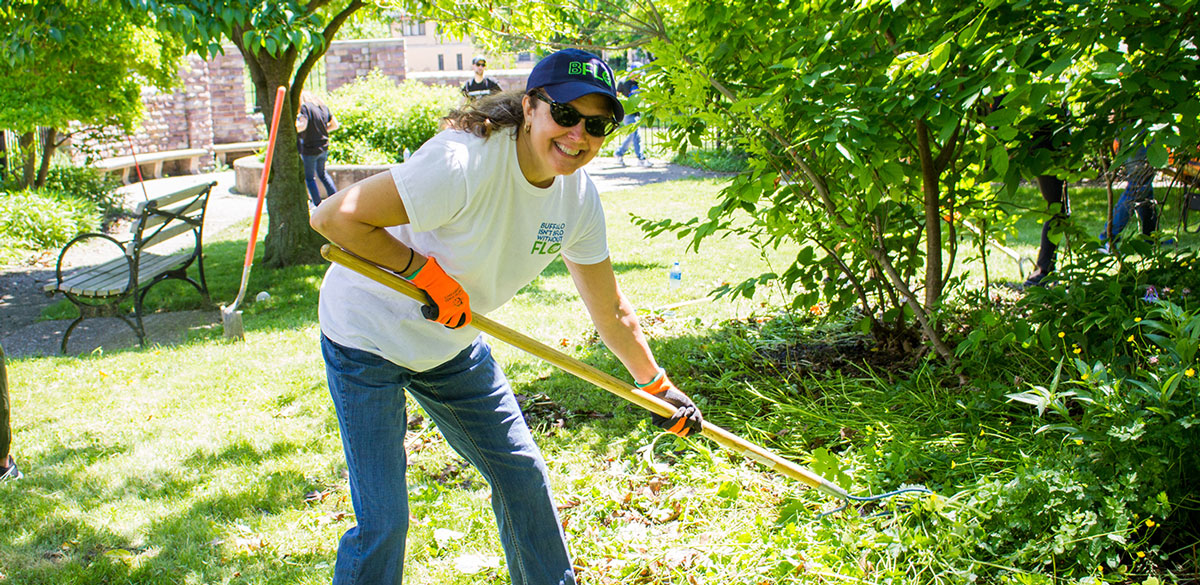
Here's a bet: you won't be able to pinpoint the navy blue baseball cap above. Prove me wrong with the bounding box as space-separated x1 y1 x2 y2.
526 49 624 121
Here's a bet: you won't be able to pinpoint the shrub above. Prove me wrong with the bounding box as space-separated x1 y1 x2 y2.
42 165 123 214
1000 300 1200 573
0 189 101 249
670 147 749 172
327 72 461 165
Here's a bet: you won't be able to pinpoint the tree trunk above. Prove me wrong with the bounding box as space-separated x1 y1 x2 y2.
243 54 326 268
916 120 942 311
18 131 35 189
35 127 57 188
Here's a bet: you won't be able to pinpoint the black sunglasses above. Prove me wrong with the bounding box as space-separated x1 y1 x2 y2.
532 92 620 138
474 61 486 67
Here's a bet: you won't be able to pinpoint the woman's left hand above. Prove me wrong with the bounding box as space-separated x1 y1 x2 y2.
640 370 703 437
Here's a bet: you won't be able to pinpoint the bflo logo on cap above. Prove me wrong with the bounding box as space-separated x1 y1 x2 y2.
568 61 613 88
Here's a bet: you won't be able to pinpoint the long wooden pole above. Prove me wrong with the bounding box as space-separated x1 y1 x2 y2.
321 244 850 500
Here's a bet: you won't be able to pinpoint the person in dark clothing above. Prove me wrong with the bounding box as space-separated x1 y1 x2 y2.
1100 137 1159 247
1023 121 1071 288
0 343 21 482
1026 173 1070 287
297 90 340 207
614 66 649 167
461 56 502 101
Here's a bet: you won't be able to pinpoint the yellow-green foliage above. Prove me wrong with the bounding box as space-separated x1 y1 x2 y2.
327 72 462 165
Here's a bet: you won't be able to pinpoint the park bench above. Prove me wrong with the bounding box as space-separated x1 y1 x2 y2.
211 141 266 166
43 181 217 354
1164 155 1200 233
94 148 208 184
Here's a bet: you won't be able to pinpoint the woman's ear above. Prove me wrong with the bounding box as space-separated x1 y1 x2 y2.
521 94 535 120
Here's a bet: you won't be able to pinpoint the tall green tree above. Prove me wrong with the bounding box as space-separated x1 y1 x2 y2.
0 0 182 189
126 0 373 267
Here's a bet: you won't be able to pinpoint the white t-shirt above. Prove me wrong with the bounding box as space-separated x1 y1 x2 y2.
318 128 610 371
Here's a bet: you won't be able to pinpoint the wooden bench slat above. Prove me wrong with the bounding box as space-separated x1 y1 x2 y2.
137 198 206 232
132 181 214 213
136 223 197 251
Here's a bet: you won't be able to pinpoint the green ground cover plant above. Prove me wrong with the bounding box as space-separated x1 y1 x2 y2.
3 177 1197 584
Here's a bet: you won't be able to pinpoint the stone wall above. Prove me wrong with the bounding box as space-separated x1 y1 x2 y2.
325 39 407 90
408 69 531 94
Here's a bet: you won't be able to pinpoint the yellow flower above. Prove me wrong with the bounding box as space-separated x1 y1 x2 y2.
1073 348 1082 354
1127 335 1135 343
1074 439 1083 445
951 460 958 468
1058 331 1066 338
1135 317 1143 323
1082 373 1090 380
1137 551 1146 558
1145 519 1156 527
1187 368 1196 378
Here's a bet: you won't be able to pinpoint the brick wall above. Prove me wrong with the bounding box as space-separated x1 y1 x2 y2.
325 39 407 91
77 39 409 170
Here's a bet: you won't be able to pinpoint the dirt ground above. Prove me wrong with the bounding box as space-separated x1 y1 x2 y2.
0 159 727 358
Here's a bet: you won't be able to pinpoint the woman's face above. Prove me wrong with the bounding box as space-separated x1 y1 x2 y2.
519 92 612 187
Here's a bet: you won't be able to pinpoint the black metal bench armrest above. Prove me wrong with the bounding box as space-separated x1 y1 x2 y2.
54 232 134 291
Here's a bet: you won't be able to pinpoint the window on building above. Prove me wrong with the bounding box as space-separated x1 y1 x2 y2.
437 54 444 71
243 66 261 114
402 20 426 36
456 53 463 70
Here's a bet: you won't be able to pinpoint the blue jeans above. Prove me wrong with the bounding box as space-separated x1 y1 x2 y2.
614 113 643 160
303 151 337 207
322 335 575 585
1100 147 1158 241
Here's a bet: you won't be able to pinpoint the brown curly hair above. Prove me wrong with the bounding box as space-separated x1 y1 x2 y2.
442 89 528 139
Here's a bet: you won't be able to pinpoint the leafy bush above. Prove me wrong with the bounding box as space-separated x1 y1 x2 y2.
42 165 123 214
327 72 461 165
0 189 101 249
999 300 1200 573
670 147 749 172
1019 243 1200 371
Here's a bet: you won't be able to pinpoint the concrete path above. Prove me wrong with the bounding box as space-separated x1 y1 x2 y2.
0 159 727 359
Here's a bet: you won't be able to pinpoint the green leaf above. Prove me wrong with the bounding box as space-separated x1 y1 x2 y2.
991 144 1009 178
929 42 951 74
1042 49 1077 79
1147 142 1168 168
716 481 741 499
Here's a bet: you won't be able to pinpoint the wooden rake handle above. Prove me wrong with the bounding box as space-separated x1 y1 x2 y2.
320 244 850 500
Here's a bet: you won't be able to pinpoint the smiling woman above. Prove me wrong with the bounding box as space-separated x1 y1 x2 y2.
306 48 701 585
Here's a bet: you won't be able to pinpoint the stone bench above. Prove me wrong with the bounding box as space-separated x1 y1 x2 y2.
211 141 267 166
94 148 208 184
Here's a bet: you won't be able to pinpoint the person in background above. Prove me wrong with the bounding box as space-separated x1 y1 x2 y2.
1100 135 1159 248
461 56 502 102
310 48 703 585
297 90 340 207
1 343 21 482
1022 119 1071 288
614 65 650 167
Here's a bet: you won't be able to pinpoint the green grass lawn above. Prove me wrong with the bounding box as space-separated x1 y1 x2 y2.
3 176 1194 584
2 178 815 585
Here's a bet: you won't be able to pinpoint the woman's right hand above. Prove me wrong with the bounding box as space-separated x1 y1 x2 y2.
408 257 471 329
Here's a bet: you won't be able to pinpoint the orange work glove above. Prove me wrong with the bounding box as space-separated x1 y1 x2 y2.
638 369 703 437
407 256 471 329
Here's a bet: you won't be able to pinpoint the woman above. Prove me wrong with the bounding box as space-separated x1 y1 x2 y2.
297 90 340 207
310 49 703 585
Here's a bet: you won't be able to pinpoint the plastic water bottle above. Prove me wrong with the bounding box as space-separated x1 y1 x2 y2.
668 261 682 291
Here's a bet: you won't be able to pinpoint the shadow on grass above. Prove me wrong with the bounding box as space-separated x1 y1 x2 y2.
0 435 332 585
